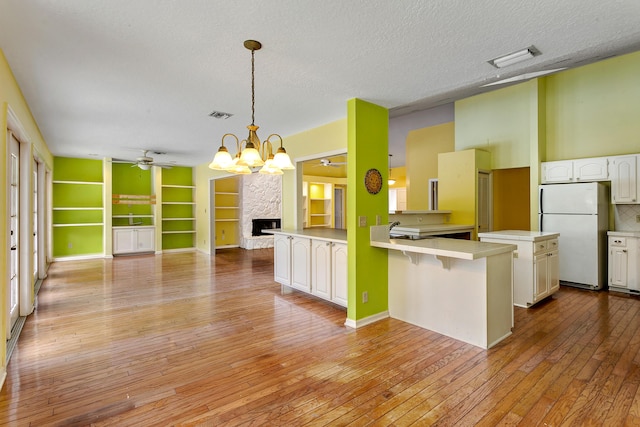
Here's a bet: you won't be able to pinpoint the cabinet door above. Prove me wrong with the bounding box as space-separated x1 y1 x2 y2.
136 228 155 252
274 234 291 285
542 161 573 183
331 242 348 307
547 250 560 294
574 157 608 181
629 239 639 291
113 229 135 254
611 156 638 204
311 240 332 300
609 247 629 288
291 237 311 292
533 253 549 301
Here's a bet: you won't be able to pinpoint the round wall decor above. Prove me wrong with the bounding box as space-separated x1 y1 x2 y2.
364 168 383 194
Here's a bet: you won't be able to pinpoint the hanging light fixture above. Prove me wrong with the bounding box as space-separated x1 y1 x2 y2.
209 40 294 175
388 154 396 186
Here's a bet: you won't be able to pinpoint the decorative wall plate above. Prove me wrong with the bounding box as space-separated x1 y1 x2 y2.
364 168 383 194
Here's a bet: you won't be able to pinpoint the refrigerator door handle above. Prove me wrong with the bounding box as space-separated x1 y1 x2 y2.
539 187 543 213
540 214 543 232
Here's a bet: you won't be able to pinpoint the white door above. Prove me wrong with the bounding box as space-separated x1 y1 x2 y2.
33 159 39 282
8 132 20 336
477 171 491 234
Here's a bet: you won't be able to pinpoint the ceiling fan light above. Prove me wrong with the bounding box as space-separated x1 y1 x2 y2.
209 146 234 170
388 178 396 185
138 163 151 170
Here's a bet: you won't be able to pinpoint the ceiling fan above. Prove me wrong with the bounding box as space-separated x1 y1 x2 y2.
112 150 175 170
313 158 347 168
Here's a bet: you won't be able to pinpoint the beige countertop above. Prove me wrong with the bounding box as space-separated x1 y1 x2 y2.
608 230 640 237
265 228 347 243
478 230 560 242
370 225 515 260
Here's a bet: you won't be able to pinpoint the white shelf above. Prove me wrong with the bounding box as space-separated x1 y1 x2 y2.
215 192 239 195
310 213 331 217
53 223 103 227
215 219 239 222
215 207 239 210
113 215 154 218
162 217 195 221
162 202 195 205
162 184 195 188
53 207 104 210
162 230 196 234
53 180 103 185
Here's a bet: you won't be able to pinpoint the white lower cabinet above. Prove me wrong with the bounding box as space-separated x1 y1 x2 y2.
113 227 155 255
608 234 639 292
274 233 347 307
331 242 348 307
479 231 560 308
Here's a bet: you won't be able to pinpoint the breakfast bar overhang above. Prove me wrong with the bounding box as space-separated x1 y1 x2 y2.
370 225 516 349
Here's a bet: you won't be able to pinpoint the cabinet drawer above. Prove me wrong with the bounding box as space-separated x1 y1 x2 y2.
546 239 559 251
534 241 548 253
610 237 627 247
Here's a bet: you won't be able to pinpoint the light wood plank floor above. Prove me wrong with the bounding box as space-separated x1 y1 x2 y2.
2 249 640 426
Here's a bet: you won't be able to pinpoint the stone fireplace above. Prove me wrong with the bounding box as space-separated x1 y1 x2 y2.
240 173 282 249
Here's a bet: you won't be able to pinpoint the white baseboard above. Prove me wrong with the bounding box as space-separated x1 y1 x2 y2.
52 253 105 262
344 310 389 329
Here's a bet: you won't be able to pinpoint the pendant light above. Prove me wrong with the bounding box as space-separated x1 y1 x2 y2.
209 40 294 175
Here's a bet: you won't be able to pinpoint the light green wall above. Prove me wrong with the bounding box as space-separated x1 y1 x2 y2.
546 50 640 160
455 81 533 169
347 99 389 322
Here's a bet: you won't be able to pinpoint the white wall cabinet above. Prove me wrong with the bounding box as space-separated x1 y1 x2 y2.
541 157 609 184
610 155 638 204
608 234 639 292
541 160 573 183
479 231 559 308
113 226 155 255
274 232 347 307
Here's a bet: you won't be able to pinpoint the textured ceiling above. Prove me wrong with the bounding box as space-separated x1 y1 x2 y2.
1 0 640 168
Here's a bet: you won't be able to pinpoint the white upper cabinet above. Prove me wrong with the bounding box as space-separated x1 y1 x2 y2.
574 157 609 181
542 157 609 184
610 155 638 204
542 160 573 183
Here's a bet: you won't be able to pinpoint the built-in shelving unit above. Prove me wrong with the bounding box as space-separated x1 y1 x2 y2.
52 157 105 258
213 176 240 249
161 166 195 251
306 182 334 228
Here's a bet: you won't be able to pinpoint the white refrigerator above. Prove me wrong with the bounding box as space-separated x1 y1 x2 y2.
538 182 609 290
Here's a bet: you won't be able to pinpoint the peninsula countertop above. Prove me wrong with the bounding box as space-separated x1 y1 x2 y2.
264 228 347 243
370 225 515 260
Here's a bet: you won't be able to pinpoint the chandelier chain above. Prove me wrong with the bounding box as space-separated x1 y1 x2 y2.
251 48 256 126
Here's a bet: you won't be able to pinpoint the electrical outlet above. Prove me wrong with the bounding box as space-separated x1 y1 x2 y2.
68 242 72 249
362 291 368 303
359 216 367 227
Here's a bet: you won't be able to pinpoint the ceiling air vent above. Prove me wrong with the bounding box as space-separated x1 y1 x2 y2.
209 111 233 119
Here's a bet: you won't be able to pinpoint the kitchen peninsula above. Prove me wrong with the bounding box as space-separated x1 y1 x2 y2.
370 225 516 349
268 228 348 307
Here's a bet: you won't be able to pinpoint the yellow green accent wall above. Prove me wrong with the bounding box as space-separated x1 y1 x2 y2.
347 99 389 322
405 122 454 210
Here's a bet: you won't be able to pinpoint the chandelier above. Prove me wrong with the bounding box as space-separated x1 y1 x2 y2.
209 40 294 175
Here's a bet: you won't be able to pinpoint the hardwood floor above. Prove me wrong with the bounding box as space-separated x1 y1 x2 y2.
2 249 640 426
